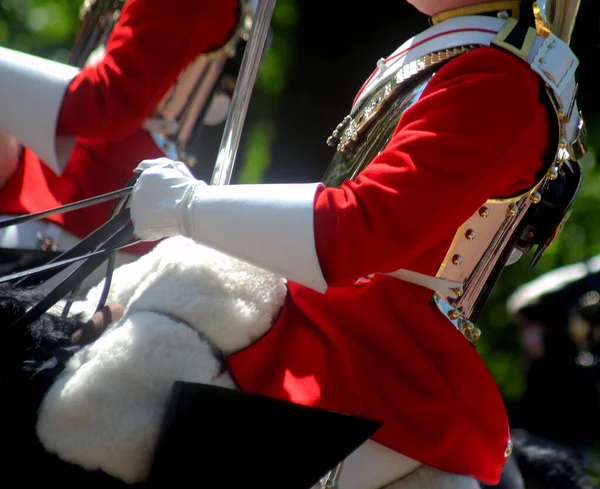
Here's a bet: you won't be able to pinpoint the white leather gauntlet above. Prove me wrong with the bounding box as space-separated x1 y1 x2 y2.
130 158 328 293
130 158 205 241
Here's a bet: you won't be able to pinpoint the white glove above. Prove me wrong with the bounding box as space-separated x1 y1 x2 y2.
131 158 328 292
130 158 205 241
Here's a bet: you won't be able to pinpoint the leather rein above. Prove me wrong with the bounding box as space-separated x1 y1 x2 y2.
0 176 139 334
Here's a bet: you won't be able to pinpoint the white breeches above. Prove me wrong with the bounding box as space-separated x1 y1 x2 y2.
331 440 423 489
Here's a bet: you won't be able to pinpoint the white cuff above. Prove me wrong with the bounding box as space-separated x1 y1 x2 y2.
0 46 80 175
184 182 328 293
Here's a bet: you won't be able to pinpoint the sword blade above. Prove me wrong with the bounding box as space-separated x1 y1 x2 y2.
210 0 276 186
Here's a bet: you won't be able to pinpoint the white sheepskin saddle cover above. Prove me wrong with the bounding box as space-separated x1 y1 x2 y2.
37 236 287 483
37 236 481 489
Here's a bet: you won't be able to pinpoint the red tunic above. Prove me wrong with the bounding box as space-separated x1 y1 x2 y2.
0 0 238 254
228 46 551 484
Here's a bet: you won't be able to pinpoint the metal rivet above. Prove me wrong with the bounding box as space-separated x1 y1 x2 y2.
471 327 482 341
558 109 569 123
547 167 559 180
505 440 513 457
462 321 474 333
559 138 568 148
451 286 463 298
507 204 518 216
479 206 489 218
452 254 463 265
530 192 542 204
448 309 461 319
465 229 476 240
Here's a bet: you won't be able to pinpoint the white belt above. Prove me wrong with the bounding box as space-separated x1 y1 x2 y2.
0 214 82 251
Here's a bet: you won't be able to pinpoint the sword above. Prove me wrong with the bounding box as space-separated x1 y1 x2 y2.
210 0 276 186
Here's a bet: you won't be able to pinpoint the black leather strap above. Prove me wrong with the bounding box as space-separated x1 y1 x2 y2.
4 209 135 334
15 207 132 287
0 187 133 230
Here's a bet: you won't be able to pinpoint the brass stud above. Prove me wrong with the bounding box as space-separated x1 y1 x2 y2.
547 166 559 180
448 309 461 320
465 229 476 240
462 321 475 333
471 327 482 341
505 440 513 458
558 109 569 123
559 138 568 148
452 254 463 266
507 204 518 216
450 286 463 298
478 206 489 218
530 192 542 204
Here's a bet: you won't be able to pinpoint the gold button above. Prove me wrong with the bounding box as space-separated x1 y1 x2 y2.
547 167 559 180
507 204 518 216
448 309 461 320
450 286 463 298
530 192 542 204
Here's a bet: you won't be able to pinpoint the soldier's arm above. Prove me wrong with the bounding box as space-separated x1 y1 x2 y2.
57 0 239 140
314 46 550 286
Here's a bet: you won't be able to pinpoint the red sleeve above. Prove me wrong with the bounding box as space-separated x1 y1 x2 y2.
314 46 551 286
56 0 239 140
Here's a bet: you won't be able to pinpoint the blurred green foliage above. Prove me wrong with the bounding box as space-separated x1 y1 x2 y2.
0 0 80 60
2 0 600 423
238 0 298 184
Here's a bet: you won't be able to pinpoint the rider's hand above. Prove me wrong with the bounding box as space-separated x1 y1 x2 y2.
130 158 206 241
